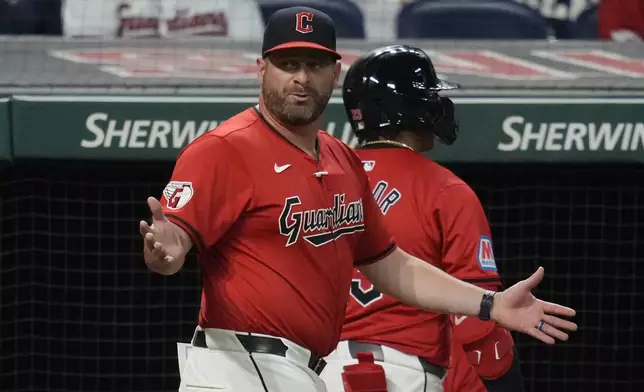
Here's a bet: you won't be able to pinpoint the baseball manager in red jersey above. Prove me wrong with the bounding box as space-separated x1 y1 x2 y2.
139 7 577 392
319 45 526 392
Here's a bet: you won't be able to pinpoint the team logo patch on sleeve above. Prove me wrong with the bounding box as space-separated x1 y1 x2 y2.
362 161 375 172
163 181 194 210
477 236 497 271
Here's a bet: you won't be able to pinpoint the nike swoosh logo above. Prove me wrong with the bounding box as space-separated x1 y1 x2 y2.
274 163 291 173
454 315 467 325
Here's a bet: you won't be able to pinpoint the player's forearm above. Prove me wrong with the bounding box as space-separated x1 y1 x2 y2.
360 247 487 317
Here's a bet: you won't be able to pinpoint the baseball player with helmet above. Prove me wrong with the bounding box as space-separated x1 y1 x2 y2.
318 45 527 392
139 7 576 392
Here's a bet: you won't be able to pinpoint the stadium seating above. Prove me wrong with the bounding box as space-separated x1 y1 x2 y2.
0 0 61 35
397 0 553 39
0 0 37 34
256 0 365 38
571 4 599 39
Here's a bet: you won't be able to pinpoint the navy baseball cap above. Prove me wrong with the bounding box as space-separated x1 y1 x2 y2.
262 6 341 60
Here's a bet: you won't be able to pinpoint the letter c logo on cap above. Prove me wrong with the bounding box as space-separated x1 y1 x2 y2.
295 12 313 34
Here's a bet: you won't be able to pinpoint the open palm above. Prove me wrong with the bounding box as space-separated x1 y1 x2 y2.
493 267 577 344
139 197 186 270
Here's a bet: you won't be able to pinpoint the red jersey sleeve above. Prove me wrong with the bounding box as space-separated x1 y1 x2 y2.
598 0 644 39
160 135 253 253
434 183 501 288
433 183 503 344
353 175 396 267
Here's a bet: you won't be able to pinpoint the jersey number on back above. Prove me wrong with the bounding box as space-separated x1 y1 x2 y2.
372 180 401 215
348 181 402 307
350 277 383 307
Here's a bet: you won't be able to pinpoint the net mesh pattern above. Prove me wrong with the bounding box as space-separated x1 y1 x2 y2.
453 163 644 392
0 163 642 392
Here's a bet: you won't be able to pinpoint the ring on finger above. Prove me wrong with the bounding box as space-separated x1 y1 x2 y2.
537 320 546 331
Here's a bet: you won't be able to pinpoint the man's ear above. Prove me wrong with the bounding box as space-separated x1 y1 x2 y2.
333 61 342 87
257 57 266 85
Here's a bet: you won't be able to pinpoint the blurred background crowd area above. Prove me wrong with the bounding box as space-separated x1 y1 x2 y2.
0 0 642 43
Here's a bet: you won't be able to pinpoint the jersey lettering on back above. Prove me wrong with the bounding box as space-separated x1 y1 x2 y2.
350 277 384 307
372 180 402 215
348 180 402 307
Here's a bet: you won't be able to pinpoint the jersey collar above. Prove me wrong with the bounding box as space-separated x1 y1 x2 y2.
253 106 320 161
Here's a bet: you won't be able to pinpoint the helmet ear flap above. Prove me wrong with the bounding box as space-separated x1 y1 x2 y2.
439 97 455 119
431 97 459 145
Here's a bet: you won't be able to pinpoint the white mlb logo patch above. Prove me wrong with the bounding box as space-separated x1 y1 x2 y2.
163 181 194 210
477 236 497 271
362 160 376 172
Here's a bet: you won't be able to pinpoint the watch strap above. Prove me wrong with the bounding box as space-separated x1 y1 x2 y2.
479 290 497 321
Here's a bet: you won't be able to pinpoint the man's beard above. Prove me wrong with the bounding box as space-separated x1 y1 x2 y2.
262 82 333 127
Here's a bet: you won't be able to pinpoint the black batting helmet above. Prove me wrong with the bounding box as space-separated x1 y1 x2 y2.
343 45 460 145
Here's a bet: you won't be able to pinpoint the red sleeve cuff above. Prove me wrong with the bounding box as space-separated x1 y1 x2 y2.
166 214 206 253
355 242 397 266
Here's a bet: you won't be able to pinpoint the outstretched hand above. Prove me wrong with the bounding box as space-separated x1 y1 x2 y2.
139 197 186 273
492 267 577 344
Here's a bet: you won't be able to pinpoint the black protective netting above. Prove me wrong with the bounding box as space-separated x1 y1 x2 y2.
0 162 642 392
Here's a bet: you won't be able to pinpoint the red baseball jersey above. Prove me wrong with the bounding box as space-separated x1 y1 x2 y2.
340 145 502 368
160 107 396 356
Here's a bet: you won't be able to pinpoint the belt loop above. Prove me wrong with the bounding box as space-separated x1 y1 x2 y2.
192 330 208 348
191 327 202 346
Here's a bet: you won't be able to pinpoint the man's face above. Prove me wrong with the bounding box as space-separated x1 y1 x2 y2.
258 48 341 127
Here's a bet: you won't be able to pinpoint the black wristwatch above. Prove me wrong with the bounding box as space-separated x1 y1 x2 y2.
478 290 497 321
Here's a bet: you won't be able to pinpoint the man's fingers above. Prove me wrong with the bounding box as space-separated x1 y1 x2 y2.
523 266 545 291
540 323 569 342
529 316 574 344
147 197 167 222
152 241 167 260
542 314 578 332
543 301 576 318
526 326 555 345
144 232 157 251
144 232 155 242
140 220 152 237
